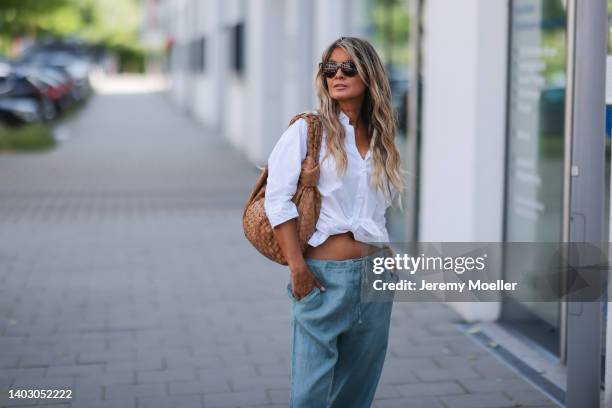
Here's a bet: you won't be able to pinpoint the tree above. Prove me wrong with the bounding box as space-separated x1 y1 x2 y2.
0 0 73 37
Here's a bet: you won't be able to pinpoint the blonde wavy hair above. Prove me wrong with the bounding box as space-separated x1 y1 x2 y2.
315 36 404 209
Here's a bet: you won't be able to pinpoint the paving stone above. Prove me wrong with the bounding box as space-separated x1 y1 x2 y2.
471 360 524 379
374 396 446 408
373 384 402 400
503 389 559 406
203 389 270 407
75 371 135 387
254 363 290 377
10 376 75 390
46 364 105 378
32 405 71 408
444 340 493 357
394 381 465 397
77 350 136 365
0 378 13 391
266 388 289 405
521 405 558 408
390 344 453 358
229 375 288 392
0 401 39 407
440 392 516 408
377 363 419 385
458 377 537 393
0 368 46 383
250 405 287 408
138 394 203 408
108 358 165 372
198 365 258 382
0 355 20 369
168 378 231 395
104 383 167 400
136 368 197 384
385 357 437 371
70 381 103 401
19 351 77 368
431 354 486 369
75 397 137 408
413 366 483 382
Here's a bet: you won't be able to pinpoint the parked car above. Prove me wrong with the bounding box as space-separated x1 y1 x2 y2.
23 50 92 102
0 38 94 127
0 63 57 125
15 64 77 113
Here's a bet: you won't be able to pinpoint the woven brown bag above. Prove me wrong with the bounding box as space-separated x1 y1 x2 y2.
242 111 323 265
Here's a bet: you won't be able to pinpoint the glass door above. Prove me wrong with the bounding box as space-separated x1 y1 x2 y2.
501 0 568 357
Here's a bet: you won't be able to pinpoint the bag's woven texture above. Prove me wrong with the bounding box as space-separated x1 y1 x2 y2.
242 111 323 265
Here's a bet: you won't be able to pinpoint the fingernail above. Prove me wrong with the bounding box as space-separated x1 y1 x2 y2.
321 287 326 291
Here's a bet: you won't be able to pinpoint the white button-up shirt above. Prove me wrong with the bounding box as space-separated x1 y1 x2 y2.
264 110 397 247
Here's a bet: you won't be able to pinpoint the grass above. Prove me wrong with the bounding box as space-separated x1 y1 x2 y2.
0 92 92 152
0 123 56 152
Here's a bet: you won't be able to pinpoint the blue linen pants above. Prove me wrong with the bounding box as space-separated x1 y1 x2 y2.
286 249 395 408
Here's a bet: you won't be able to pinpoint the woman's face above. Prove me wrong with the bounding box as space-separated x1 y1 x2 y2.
325 47 366 102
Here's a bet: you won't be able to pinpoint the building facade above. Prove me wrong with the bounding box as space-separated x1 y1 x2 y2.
158 0 370 165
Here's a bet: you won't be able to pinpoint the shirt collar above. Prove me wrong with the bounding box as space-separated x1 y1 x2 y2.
338 110 350 126
337 110 371 161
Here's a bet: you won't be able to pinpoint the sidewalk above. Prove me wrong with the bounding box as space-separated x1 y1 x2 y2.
0 76 558 408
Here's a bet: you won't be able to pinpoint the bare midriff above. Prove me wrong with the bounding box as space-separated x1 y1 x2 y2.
304 231 381 261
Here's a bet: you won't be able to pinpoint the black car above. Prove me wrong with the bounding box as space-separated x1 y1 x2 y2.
0 63 57 125
22 46 92 103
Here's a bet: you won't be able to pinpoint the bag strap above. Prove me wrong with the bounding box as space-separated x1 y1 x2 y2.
243 111 323 219
288 110 323 164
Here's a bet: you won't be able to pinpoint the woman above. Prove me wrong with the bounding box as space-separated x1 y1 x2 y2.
264 37 404 407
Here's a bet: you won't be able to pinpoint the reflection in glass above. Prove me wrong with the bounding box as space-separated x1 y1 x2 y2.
367 0 410 137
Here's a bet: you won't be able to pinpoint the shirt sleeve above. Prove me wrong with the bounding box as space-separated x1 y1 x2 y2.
264 118 308 228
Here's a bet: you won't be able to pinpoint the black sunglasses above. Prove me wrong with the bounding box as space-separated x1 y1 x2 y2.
319 60 358 78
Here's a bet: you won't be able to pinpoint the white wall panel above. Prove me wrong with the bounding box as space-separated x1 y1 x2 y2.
421 0 508 321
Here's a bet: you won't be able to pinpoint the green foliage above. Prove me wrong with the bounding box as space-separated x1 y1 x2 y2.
84 0 146 72
369 0 411 68
541 0 566 21
0 0 75 37
0 124 56 151
0 0 141 40
0 0 146 72
111 43 145 73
